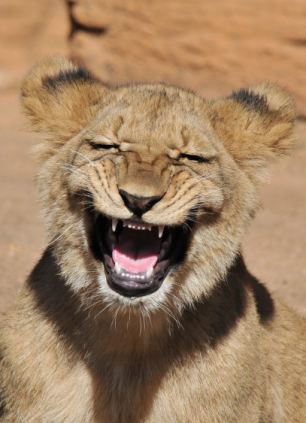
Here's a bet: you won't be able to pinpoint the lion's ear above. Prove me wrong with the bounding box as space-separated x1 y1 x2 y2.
209 83 296 179
21 57 108 141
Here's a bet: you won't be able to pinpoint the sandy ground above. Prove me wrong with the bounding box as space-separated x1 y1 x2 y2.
0 89 305 315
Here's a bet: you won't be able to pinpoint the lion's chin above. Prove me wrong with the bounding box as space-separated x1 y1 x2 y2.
89 213 192 298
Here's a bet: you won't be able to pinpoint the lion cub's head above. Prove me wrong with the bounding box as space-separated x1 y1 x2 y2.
21 57 296 317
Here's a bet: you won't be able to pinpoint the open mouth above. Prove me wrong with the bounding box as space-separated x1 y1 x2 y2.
90 215 192 298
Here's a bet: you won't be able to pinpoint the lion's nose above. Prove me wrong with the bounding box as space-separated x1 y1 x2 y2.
119 190 162 217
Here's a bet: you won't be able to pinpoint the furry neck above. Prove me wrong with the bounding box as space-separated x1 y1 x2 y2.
26 248 273 364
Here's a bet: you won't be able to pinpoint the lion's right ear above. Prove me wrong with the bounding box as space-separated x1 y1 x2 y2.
21 57 108 141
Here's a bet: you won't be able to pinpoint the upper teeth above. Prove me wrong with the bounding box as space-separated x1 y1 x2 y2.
122 221 153 231
112 219 118 232
111 219 165 237
158 225 164 238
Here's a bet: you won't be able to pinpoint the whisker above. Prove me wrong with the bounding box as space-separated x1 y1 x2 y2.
94 302 113 321
69 149 96 167
48 224 75 247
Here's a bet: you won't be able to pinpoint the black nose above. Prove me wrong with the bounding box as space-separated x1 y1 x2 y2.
119 190 162 217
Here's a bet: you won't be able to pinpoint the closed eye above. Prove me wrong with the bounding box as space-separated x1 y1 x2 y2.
179 153 210 163
89 142 119 150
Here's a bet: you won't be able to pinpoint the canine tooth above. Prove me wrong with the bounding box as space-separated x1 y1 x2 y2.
112 219 118 232
146 267 153 278
115 262 124 274
158 225 164 238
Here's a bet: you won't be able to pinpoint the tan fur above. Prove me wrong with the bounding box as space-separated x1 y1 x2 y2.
0 57 305 422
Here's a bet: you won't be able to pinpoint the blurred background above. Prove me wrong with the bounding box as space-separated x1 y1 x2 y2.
0 0 305 313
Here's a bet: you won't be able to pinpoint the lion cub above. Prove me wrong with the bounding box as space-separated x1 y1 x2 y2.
0 57 305 422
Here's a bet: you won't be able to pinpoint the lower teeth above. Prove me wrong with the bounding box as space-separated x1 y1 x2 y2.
146 267 153 278
115 262 122 274
122 272 145 280
113 262 153 280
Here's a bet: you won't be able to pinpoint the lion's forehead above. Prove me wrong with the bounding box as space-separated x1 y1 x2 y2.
89 90 216 153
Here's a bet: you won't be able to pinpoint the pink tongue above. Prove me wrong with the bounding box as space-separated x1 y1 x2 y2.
113 250 158 274
112 228 160 274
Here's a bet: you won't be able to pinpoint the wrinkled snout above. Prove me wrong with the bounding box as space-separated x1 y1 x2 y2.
116 152 171 204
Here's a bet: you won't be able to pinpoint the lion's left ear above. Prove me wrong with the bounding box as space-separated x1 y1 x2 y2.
209 83 296 179
21 57 108 143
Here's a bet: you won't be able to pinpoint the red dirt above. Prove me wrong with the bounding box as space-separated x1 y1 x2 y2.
0 0 305 314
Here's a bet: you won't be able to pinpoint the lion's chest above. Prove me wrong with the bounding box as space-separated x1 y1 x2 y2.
63 348 264 423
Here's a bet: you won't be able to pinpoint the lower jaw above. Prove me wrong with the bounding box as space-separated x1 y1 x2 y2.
103 256 171 298
107 276 162 297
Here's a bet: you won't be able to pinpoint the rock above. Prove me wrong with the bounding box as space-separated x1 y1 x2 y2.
0 0 68 90
68 0 306 116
